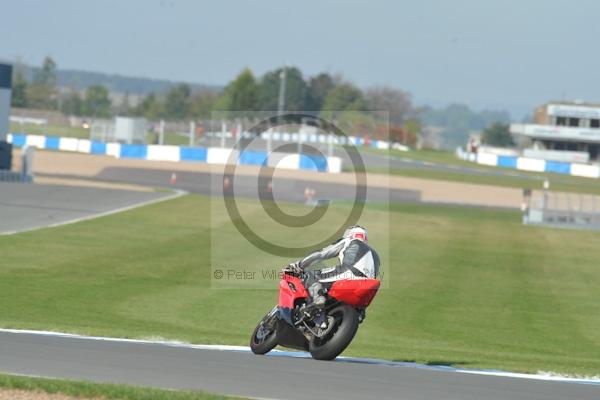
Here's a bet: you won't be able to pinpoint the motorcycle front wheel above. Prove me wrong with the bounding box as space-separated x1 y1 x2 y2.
250 307 278 355
309 304 359 360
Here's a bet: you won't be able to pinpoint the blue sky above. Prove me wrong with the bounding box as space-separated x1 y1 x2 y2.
2 0 600 117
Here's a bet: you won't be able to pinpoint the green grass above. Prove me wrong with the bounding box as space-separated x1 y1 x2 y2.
9 122 192 146
10 123 90 139
361 147 600 195
374 167 600 195
362 147 476 167
145 132 192 146
1 195 599 376
0 373 244 399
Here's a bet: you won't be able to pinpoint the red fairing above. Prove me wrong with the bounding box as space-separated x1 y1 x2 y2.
278 274 309 308
328 279 380 308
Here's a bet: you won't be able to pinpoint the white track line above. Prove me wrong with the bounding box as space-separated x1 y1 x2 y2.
0 189 187 236
1 328 598 385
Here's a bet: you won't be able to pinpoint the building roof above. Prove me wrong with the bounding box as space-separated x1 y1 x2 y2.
541 100 600 109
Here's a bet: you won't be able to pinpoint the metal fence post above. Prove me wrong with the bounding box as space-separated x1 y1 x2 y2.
220 121 226 148
267 127 273 153
159 119 164 145
189 121 195 147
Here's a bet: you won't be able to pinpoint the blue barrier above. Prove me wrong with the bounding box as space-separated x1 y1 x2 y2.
119 144 147 159
239 150 268 166
6 133 341 173
44 136 60 150
179 146 207 162
10 134 26 147
545 161 571 174
497 155 518 168
90 141 107 154
460 150 600 179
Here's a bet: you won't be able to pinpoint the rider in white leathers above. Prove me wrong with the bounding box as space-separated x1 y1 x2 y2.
288 225 380 307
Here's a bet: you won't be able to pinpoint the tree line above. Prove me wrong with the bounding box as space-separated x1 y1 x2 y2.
11 57 514 147
11 57 420 144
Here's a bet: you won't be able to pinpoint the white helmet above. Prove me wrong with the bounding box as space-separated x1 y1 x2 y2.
343 225 368 242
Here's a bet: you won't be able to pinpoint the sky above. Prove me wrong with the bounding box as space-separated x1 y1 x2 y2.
2 0 600 117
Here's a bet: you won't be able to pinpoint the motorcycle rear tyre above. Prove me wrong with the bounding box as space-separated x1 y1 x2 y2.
309 305 359 360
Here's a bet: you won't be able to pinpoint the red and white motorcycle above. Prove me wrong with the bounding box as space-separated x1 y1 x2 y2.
250 266 380 360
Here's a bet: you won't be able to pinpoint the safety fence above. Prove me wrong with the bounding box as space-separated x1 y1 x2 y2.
7 133 343 173
523 190 600 230
457 149 600 179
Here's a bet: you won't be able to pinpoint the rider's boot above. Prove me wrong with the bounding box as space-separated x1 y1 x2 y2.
308 282 326 308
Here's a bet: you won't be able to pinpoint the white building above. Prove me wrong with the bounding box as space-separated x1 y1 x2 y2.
90 116 146 144
511 101 600 163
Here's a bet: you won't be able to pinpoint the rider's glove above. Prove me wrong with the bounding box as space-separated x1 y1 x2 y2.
286 262 303 275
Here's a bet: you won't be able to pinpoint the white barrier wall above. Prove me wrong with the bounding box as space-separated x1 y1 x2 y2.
77 139 92 153
147 145 181 162
460 150 600 179
326 157 343 173
26 135 45 148
275 154 300 170
571 163 600 178
207 148 235 164
476 152 498 166
59 137 79 152
8 133 345 173
516 157 545 172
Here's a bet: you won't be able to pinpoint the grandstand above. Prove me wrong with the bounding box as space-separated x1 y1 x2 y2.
511 101 600 163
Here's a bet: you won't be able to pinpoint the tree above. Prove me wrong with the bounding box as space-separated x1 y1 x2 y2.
136 93 163 120
364 86 413 126
320 83 373 136
11 63 28 108
418 103 512 148
117 92 132 115
257 66 307 111
321 83 366 113
82 85 111 118
27 56 58 109
190 91 218 119
482 122 514 147
60 90 83 116
216 68 258 115
305 73 335 111
164 84 191 120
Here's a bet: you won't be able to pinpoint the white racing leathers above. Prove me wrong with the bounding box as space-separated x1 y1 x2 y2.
298 238 380 287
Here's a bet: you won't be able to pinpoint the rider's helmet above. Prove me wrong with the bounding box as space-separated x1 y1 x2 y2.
343 225 368 242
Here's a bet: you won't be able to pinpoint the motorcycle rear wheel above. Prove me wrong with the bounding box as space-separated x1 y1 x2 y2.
250 308 278 355
309 304 359 360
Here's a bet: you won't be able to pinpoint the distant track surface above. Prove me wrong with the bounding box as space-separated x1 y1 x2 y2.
0 182 174 235
0 331 598 400
38 166 421 204
201 137 548 181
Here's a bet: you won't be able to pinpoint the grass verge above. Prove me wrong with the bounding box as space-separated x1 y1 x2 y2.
361 147 600 195
9 123 190 146
361 147 476 167
0 373 243 399
0 195 599 376
10 123 90 139
373 167 600 195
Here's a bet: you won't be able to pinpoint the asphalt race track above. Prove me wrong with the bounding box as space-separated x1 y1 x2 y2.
0 331 598 400
40 166 422 204
0 182 173 234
